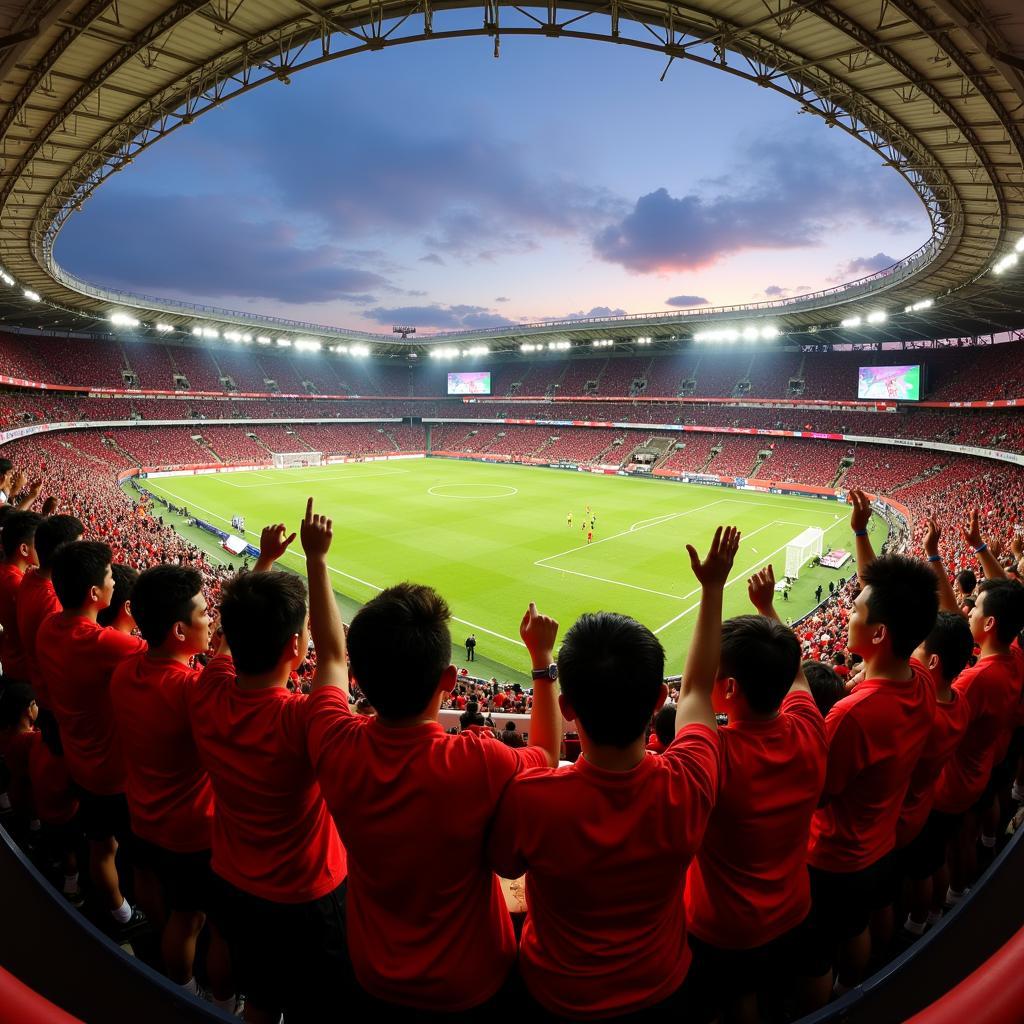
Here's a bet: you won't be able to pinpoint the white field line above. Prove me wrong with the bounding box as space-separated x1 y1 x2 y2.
142 480 524 648
652 516 849 636
535 498 728 567
538 519 778 601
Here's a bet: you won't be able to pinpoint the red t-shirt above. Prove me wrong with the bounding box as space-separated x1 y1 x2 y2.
0 563 27 681
187 655 345 903
0 727 35 813
27 732 79 825
111 654 215 853
36 614 146 795
16 572 60 704
896 688 971 846
306 685 547 1011
686 692 827 949
933 650 1024 814
488 725 719 1020
809 660 935 873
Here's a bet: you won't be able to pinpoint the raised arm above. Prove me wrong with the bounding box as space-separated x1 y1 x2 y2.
520 602 560 767
253 522 296 573
748 563 811 696
301 497 348 693
676 525 740 733
923 518 961 614
848 488 877 579
13 476 43 511
961 509 1006 580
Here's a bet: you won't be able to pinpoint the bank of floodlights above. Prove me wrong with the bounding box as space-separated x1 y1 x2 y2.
592 339 614 348
466 345 490 356
154 323 174 333
350 344 371 357
904 299 934 313
295 339 322 352
109 312 140 328
547 341 571 351
23 290 40 302
429 346 461 359
694 324 778 343
636 337 652 345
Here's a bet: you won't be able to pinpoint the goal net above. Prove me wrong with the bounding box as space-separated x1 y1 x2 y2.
784 527 824 580
272 451 323 469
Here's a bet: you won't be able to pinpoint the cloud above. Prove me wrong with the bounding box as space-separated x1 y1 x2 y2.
419 253 445 266
362 304 517 330
665 294 708 307
833 252 897 278
764 285 787 297
593 133 924 274
543 306 628 321
55 193 388 305
494 296 509 303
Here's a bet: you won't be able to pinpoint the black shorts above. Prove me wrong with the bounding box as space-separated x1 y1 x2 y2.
899 810 961 881
76 788 131 843
214 876 351 1019
133 838 216 913
688 913 824 997
809 858 888 948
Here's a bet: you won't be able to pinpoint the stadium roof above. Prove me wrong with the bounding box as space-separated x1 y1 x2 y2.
0 0 1021 353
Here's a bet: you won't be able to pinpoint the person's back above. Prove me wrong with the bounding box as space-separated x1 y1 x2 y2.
686 616 826 951
307 584 560 1011
0 511 43 681
490 527 739 1019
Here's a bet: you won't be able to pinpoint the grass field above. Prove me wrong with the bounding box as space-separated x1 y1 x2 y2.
139 458 883 681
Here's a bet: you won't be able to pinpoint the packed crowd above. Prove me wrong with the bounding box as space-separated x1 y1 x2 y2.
0 416 1022 1024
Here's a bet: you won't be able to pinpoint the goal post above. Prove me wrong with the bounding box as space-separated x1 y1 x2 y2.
784 527 824 580
271 451 323 469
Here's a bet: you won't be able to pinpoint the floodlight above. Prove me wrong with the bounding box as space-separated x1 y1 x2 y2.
0 272 14 286
866 310 887 324
256 336 272 345
192 326 203 336
201 328 219 339
224 331 242 342
23 290 40 302
295 339 322 352
155 323 173 333
840 316 862 328
760 325 780 340
742 327 759 342
110 312 140 328
1015 238 1024 253
351 344 370 357
276 338 292 347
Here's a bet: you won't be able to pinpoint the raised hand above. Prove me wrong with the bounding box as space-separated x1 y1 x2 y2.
747 564 776 614
520 602 558 667
258 522 297 564
961 509 984 550
686 525 741 590
1011 535 1023 561
299 496 333 562
923 517 942 558
10 469 26 496
848 488 872 533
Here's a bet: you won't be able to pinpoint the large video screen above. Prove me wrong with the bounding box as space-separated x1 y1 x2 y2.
857 364 921 401
447 371 492 396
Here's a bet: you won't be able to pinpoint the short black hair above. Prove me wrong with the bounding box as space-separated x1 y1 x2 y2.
719 615 801 715
220 570 307 675
976 579 1024 645
348 583 451 719
859 555 939 659
802 661 845 718
0 681 35 729
1 510 42 559
955 569 977 596
558 612 665 748
51 541 112 611
35 515 84 569
654 703 677 748
131 565 204 646
922 611 975 681
0 458 12 478
97 564 139 627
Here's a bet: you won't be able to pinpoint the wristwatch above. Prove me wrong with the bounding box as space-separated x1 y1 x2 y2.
532 664 558 682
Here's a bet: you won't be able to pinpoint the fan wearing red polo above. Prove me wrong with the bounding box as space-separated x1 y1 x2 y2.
487 527 739 1021
0 511 42 682
685 565 829 1022
187 506 348 1024
807 491 939 993
16 515 83 709
305 550 560 1010
36 540 147 929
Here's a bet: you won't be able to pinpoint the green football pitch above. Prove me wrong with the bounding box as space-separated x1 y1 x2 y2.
139 458 882 681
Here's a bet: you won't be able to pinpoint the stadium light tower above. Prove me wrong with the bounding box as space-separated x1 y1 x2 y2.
393 325 417 339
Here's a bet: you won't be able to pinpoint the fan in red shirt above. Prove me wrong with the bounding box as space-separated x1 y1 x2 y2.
807 490 939 992
0 511 42 682
685 566 829 1020
187 510 348 1023
36 540 147 930
894 609 973 937
16 515 83 708
488 526 739 1020
0 681 38 820
933 577 1024 893
110 564 236 1013
307 575 559 1013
